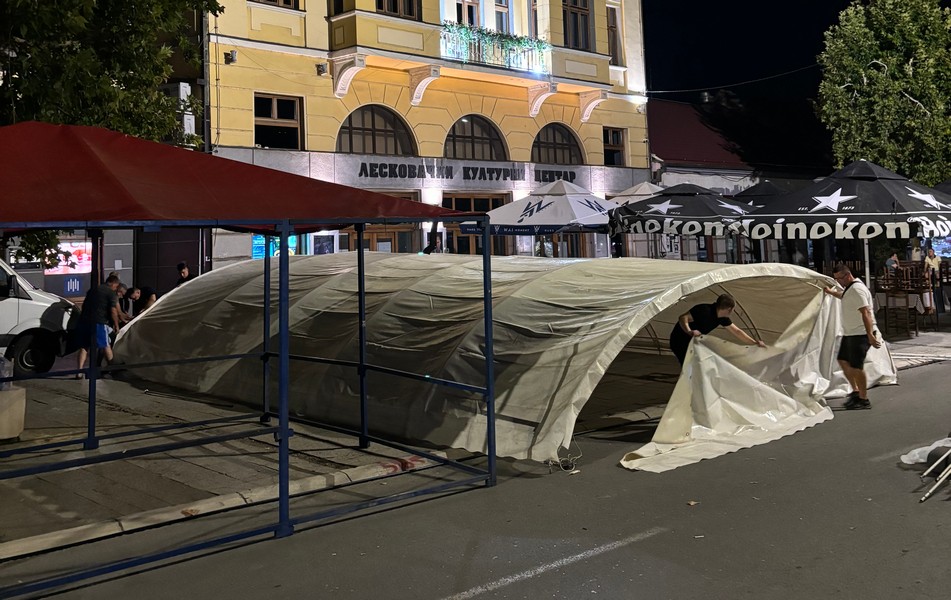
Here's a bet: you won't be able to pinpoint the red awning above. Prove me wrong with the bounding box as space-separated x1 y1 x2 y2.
0 122 463 232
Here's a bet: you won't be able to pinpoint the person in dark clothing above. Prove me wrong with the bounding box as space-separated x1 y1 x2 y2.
175 262 198 287
75 275 121 377
118 286 140 323
668 293 766 365
133 285 157 315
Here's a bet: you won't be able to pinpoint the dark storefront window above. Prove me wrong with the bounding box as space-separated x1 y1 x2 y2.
532 123 584 165
444 115 508 161
254 93 303 150
336 105 417 156
562 0 590 51
603 127 625 166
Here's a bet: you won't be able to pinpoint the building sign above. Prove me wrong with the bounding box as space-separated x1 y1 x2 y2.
64 276 82 296
325 154 641 193
216 148 649 195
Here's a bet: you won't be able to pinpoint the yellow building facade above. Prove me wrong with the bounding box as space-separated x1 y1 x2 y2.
201 0 650 261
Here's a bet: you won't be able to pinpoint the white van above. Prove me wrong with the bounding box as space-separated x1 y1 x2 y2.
0 260 76 376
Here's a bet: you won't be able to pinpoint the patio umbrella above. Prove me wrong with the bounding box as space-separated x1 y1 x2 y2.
608 183 753 237
612 181 665 205
729 180 787 207
729 160 951 283
461 180 620 235
734 161 951 242
935 179 951 195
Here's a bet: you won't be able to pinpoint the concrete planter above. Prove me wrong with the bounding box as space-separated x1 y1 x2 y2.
0 386 26 441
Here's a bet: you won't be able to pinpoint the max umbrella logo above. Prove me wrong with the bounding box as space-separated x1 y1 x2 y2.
517 199 554 223
578 199 607 213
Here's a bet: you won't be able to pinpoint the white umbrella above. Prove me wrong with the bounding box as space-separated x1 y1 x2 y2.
462 180 620 235
612 181 665 205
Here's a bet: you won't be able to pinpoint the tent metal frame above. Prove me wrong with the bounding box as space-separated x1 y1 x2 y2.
0 215 496 598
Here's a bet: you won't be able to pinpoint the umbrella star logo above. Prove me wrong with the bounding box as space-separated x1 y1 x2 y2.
716 200 749 215
906 187 950 210
517 200 553 223
644 199 683 215
809 188 857 213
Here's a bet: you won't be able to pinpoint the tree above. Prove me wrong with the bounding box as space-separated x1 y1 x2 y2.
817 0 951 186
0 0 222 267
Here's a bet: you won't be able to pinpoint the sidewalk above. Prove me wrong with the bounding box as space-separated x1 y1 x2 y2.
0 373 463 560
881 311 951 369
1 321 949 563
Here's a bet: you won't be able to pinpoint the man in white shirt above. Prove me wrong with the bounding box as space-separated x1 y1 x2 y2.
823 264 882 409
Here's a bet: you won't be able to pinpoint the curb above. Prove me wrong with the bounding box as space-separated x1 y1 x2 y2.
0 451 448 561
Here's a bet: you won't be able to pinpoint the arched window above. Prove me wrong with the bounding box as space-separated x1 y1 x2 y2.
444 115 508 161
336 105 417 156
531 123 583 165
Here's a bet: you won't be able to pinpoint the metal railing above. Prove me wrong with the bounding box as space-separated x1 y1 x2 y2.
440 26 550 75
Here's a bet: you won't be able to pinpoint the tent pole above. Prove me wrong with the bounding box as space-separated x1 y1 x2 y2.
864 239 871 286
357 223 369 450
261 245 271 423
83 228 104 450
275 221 293 539
481 217 497 487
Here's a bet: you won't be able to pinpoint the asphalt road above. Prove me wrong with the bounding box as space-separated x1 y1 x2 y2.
6 361 951 600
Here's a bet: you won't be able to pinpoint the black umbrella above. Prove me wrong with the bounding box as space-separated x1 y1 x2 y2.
729 180 787 207
935 179 951 195
734 160 951 242
608 183 753 237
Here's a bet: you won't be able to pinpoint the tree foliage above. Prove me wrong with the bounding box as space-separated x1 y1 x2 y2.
0 0 222 266
817 0 951 185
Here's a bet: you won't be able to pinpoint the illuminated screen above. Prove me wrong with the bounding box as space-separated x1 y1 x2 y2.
931 237 951 258
44 242 92 275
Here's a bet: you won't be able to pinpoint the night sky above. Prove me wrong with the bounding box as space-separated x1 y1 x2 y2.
642 1 853 102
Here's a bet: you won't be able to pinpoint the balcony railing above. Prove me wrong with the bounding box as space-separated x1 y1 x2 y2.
440 21 551 75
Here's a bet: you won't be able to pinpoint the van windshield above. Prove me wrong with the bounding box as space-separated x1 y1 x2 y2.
0 262 37 291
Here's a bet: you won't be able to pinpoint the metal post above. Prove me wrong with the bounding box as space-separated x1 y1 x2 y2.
864 239 871 286
90 229 103 288
275 222 293 538
356 223 369 449
84 330 99 450
261 245 271 424
84 229 103 451
481 217 496 486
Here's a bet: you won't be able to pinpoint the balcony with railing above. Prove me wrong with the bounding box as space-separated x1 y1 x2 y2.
440 21 551 75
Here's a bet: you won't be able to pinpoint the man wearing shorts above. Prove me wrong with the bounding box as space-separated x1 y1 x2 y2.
76 275 121 377
824 264 882 409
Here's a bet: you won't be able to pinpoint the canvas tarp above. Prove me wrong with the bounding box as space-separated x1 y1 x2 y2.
114 255 896 465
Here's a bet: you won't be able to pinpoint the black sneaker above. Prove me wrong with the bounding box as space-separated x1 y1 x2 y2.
845 397 871 410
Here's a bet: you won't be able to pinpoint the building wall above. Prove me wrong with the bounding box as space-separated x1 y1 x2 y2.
203 0 651 263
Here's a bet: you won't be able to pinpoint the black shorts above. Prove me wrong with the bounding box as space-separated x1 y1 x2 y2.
837 334 870 369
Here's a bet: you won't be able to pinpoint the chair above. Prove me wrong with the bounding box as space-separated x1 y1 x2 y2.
913 286 940 332
884 290 918 337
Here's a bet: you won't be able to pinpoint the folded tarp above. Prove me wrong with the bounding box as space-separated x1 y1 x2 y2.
115 254 896 464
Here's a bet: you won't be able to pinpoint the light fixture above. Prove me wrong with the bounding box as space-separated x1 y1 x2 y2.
224 50 238 64
315 62 329 76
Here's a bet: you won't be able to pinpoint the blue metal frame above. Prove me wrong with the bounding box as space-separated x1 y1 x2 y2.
0 214 495 598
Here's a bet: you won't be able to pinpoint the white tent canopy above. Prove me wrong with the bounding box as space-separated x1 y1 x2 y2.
115 255 896 467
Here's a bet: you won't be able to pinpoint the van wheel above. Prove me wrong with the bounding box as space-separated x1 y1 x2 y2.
10 334 56 376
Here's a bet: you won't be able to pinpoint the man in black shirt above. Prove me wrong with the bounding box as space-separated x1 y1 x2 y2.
175 262 198 288
75 274 121 376
669 293 766 365
134 285 157 315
